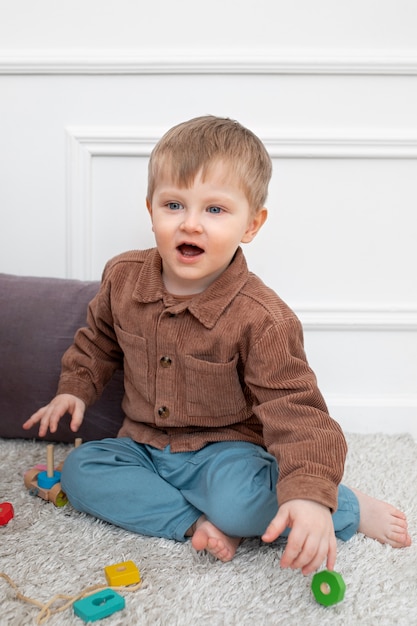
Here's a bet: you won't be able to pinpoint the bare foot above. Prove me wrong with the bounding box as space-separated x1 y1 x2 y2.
351 488 412 548
190 516 241 562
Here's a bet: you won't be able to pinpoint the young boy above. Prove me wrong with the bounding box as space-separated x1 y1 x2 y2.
24 115 411 574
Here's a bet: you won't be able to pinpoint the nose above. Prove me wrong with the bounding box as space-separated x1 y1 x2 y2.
180 209 203 233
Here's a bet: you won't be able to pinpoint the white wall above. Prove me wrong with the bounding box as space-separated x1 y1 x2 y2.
1 1 416 437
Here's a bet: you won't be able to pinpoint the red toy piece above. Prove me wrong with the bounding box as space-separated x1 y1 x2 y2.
0 502 14 525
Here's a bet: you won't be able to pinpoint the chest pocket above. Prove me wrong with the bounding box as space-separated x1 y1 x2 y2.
185 352 247 418
114 324 149 402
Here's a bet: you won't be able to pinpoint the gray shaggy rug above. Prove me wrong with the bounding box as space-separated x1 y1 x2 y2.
1 433 416 626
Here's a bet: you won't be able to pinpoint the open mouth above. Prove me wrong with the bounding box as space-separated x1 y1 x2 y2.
177 243 204 257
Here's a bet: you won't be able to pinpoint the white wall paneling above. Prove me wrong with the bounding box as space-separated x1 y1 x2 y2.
67 126 417 280
66 127 158 280
65 125 417 438
2 0 416 439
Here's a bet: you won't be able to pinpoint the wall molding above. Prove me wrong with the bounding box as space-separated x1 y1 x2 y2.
265 134 417 159
67 126 417 159
65 125 417 331
326 395 417 439
3 49 417 75
65 127 157 280
296 308 417 331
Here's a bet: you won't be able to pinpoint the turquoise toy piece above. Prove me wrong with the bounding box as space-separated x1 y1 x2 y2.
73 589 125 622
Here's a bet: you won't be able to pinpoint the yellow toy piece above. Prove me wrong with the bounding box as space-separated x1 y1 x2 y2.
104 561 141 587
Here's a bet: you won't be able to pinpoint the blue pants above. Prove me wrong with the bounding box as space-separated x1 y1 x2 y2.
61 438 359 543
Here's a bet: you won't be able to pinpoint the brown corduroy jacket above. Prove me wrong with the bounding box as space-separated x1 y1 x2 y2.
58 247 347 512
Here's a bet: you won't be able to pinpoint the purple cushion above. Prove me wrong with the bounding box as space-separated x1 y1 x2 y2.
0 273 124 442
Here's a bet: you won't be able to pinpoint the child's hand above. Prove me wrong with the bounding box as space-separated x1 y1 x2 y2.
262 499 337 575
23 394 86 438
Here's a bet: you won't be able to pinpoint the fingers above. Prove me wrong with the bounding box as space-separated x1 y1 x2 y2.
24 403 63 437
262 510 288 543
281 530 335 575
70 403 85 432
40 402 66 435
326 536 337 572
22 406 51 436
23 394 85 438
22 407 42 430
268 500 337 576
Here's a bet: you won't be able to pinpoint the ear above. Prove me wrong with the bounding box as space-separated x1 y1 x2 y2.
146 198 155 231
146 198 152 218
241 207 268 243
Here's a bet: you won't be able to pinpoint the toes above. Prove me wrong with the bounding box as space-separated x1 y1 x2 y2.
207 538 231 561
386 529 412 548
191 521 240 561
206 536 218 550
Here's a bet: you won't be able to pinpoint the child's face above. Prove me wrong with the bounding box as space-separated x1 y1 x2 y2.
147 161 267 295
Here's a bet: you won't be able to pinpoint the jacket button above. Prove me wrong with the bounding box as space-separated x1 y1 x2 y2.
160 356 172 368
158 406 170 419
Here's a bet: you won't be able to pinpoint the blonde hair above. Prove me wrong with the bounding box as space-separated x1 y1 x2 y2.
147 115 272 213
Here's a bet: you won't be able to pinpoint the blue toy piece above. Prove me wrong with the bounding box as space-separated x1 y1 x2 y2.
37 470 61 489
73 589 125 622
24 444 69 507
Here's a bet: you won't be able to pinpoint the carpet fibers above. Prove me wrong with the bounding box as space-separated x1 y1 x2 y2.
1 433 416 626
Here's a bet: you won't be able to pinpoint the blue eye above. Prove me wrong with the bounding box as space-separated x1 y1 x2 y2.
208 206 222 214
167 202 183 210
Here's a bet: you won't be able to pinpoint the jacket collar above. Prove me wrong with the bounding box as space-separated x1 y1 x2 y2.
133 247 249 329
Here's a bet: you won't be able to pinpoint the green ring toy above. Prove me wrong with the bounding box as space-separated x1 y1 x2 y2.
311 570 346 606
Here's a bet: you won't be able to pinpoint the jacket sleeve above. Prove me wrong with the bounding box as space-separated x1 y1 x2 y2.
244 317 347 513
57 269 123 406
